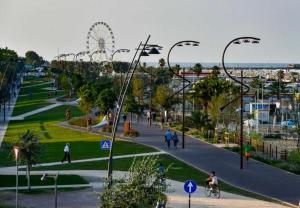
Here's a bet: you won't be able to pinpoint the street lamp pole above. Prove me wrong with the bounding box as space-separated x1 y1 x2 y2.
111 49 130 93
108 36 151 185
138 45 162 126
167 40 200 149
220 37 260 169
41 173 59 208
13 146 20 208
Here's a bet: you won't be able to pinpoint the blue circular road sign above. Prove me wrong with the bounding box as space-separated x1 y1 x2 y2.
184 180 197 194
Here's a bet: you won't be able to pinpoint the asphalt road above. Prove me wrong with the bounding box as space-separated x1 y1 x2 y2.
127 121 300 206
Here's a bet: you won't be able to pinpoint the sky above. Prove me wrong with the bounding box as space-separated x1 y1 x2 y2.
1 0 300 64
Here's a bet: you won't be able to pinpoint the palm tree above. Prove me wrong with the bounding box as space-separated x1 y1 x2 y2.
15 130 42 191
291 72 298 83
211 65 220 77
277 70 285 80
158 58 165 68
193 63 202 77
172 64 181 75
208 93 227 127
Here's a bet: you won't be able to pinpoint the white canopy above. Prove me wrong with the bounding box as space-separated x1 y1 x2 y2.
92 115 108 128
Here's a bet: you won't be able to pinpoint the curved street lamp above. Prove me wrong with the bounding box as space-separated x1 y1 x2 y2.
139 44 162 126
221 36 260 169
107 35 151 186
167 40 199 149
112 49 130 87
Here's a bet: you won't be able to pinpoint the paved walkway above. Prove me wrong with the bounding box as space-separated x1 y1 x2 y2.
0 151 166 175
0 83 21 147
57 119 300 206
21 81 54 89
126 120 300 206
10 103 62 120
0 170 289 208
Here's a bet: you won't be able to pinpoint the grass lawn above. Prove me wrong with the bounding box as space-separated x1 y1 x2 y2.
0 174 88 187
21 77 50 87
31 154 276 202
1 105 156 167
12 77 63 116
12 91 65 116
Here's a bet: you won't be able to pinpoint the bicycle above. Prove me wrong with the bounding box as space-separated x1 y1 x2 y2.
204 184 221 198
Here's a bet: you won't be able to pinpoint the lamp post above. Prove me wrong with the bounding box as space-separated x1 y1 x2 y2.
13 146 20 208
167 40 199 149
108 35 160 186
41 172 59 208
139 44 162 126
112 49 130 90
220 37 260 169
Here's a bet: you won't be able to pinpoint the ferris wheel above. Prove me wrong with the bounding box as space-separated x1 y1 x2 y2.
86 22 115 62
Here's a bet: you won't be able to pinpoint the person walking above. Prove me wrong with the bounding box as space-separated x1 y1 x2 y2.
146 111 151 125
172 131 179 149
164 129 172 148
160 112 165 130
245 142 252 162
122 113 127 123
61 143 71 163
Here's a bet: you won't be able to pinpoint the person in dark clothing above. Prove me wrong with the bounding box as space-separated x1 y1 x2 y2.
122 113 127 122
164 129 172 148
172 131 179 149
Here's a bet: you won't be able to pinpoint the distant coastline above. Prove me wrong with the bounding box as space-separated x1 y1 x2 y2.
145 62 298 69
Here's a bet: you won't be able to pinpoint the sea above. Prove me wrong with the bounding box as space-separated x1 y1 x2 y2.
145 62 293 69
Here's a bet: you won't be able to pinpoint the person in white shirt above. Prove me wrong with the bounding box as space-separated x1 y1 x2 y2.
61 143 71 163
208 171 218 189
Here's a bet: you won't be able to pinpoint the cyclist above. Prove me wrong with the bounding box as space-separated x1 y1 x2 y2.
206 171 218 190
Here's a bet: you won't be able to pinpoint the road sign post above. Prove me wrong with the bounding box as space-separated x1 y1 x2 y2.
100 140 111 150
184 180 197 208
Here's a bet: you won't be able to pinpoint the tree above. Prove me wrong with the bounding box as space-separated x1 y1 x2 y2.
153 68 172 85
190 110 212 138
291 72 298 83
190 75 233 113
14 130 42 191
158 58 165 68
207 93 227 126
100 156 168 208
25 51 43 66
268 80 287 99
124 94 141 124
78 84 96 129
277 70 285 80
193 63 202 76
132 77 144 105
211 65 220 77
153 85 178 111
96 88 117 114
60 74 72 99
172 64 181 75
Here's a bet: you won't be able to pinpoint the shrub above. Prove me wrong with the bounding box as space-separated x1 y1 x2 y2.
288 149 300 164
100 156 168 208
68 117 100 127
102 125 112 133
124 128 139 137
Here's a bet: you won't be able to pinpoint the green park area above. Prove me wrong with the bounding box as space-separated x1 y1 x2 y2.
0 76 272 202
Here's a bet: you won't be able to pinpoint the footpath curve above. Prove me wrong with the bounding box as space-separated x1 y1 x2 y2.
126 120 300 206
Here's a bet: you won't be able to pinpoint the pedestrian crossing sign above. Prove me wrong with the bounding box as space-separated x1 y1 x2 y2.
100 140 111 150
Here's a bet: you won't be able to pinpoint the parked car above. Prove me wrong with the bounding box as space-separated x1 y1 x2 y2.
281 119 296 128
